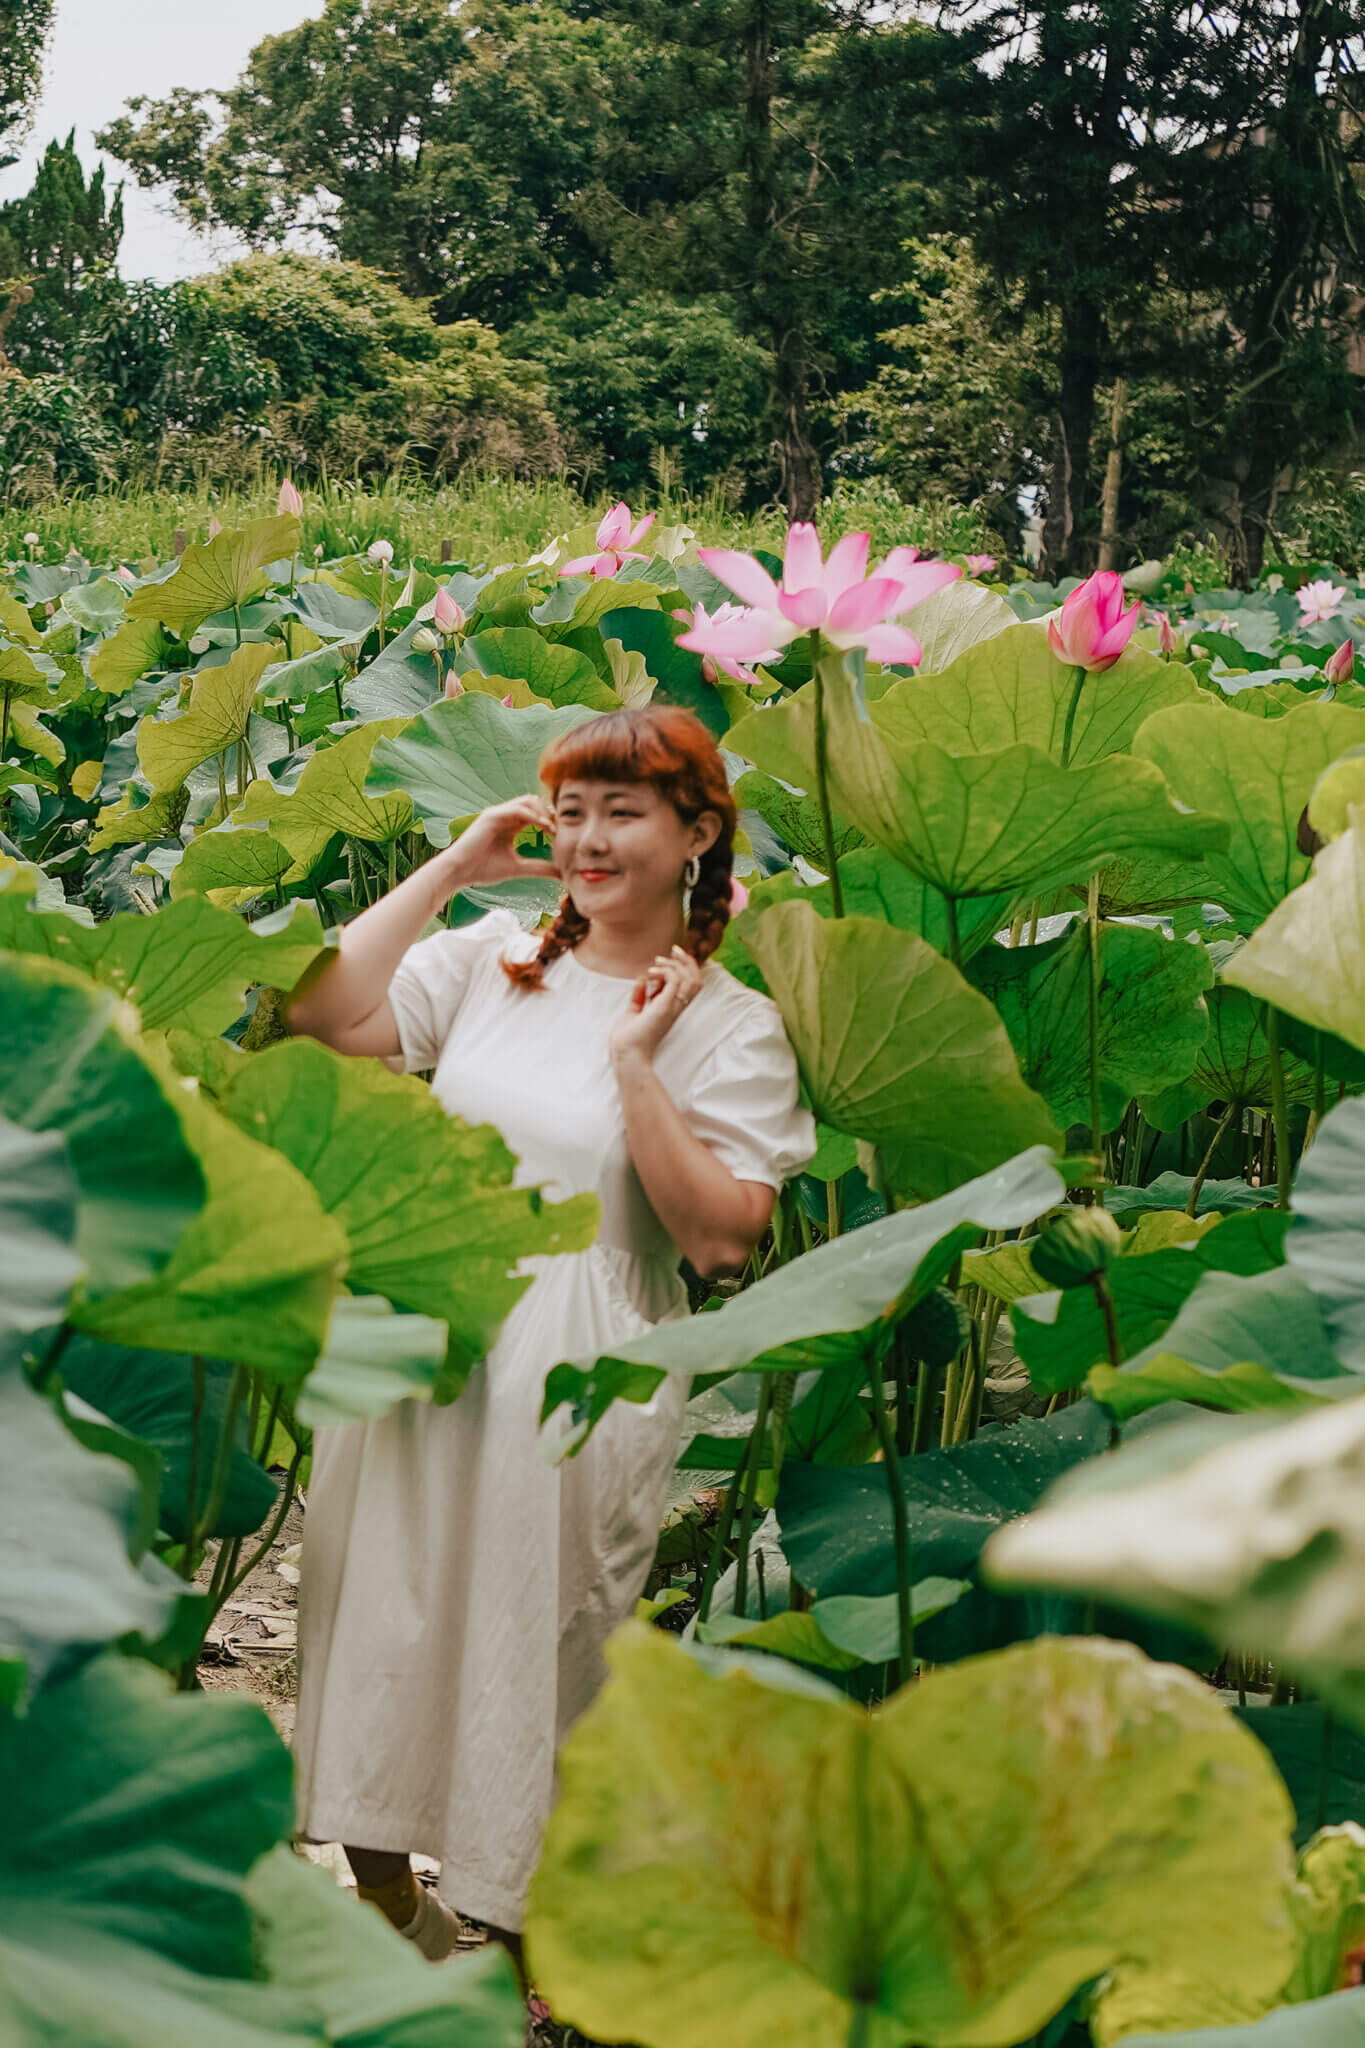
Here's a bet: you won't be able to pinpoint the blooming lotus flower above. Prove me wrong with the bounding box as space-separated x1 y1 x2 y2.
560 502 656 579
679 523 960 670
1298 579 1346 626
965 554 997 576
277 478 302 517
1047 570 1141 672
685 601 782 688
368 539 394 566
433 587 466 635
1324 637 1356 684
207 516 223 539
729 877 750 913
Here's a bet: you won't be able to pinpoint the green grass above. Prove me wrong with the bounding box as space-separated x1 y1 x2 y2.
1 470 997 570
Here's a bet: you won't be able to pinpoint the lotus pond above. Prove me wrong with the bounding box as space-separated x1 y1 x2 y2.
10 507 1365 2048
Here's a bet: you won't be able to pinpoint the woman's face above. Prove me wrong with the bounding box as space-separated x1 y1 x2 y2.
552 778 719 923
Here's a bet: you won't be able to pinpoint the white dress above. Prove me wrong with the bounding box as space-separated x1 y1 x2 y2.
292 908 815 1929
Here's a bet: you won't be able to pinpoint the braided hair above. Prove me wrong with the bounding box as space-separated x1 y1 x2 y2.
503 705 737 992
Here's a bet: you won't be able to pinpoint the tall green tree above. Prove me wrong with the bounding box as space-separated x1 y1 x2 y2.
0 131 123 374
0 0 55 169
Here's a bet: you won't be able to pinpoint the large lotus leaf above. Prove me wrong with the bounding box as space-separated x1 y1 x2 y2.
1287 1098 1365 1374
57 1334 276 1543
743 902 1059 1197
1133 700 1365 925
246 1844 527 2047
255 642 352 709
1242 1704 1365 1852
0 591 40 645
1107 1172 1275 1220
137 644 273 795
732 770 866 867
1011 1209 1291 1393
969 920 1213 1129
1122 1266 1343 1388
0 868 324 1035
964 1212 1218 1304
88 784 187 853
1166 977 1318 1114
231 716 413 879
286 577 379 641
125 512 300 634
454 627 618 710
60 576 129 636
595 607 727 734
542 1147 1065 1440
0 953 204 1296
10 697 63 763
88 617 173 695
0 1370 175 1713
1222 822 1365 1050
875 621 1200 764
0 633 62 702
729 667 1226 900
343 610 448 721
986 1396 1365 1729
0 1118 84 1374
526 1626 1296 2048
211 1039 597 1397
366 690 595 848
0 1650 309 2045
720 850 1017 988
1087 1352 1342 1423
167 824 296 904
903 577 1018 676
297 1294 449 1427
1086 847 1217 918
75 1089 347 1390
533 573 667 639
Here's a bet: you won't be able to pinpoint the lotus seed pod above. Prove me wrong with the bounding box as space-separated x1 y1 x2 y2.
1031 1207 1124 1290
411 627 439 655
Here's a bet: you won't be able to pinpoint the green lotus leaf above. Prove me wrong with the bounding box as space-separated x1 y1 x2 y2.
366 690 595 848
256 641 352 706
1011 1209 1291 1393
0 1117 84 1376
1162 973 1318 1117
137 644 273 795
0 632 61 702
88 616 173 695
88 784 187 853
0 758 57 795
1125 1989 1365 2045
1121 1267 1343 1394
455 626 618 709
1287 1098 1365 1374
211 1037 598 1398
1106 1172 1276 1220
904 577 1018 677
60 575 129 636
596 607 727 733
729 661 1227 900
232 716 413 880
1087 1351 1341 1422
286 577 379 641
75 1088 346 1389
733 770 866 867
0 1650 306 2044
0 953 205 1297
1241 1704 1365 1854
542 1147 1065 1440
1134 699 1365 925
0 1371 180 1712
986 1394 1365 1729
743 901 1059 1199
875 620 1200 763
125 512 300 634
694 1608 866 1670
10 698 63 764
297 1294 448 1426
344 609 456 721
970 920 1213 1129
533 574 666 638
1222 822 1365 1051
169 822 296 903
526 1625 1296 2048
806 1580 970 1662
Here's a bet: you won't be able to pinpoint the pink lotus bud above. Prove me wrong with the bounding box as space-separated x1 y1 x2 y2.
207 516 223 539
728 877 750 913
1325 637 1356 685
501 692 514 708
671 607 691 624
1157 611 1179 656
1047 569 1141 673
444 674 465 698
277 478 303 517
433 587 465 635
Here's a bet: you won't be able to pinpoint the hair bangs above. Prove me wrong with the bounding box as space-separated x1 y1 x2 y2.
537 708 699 801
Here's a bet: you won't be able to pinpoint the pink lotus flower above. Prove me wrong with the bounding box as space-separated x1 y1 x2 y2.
1298 579 1346 627
1047 570 1141 672
965 554 997 576
501 692 514 707
685 601 782 688
207 516 223 540
561 502 656 580
1324 637 1355 684
1156 610 1179 657
729 877 750 913
444 674 465 699
433 588 466 635
679 524 960 670
277 478 303 517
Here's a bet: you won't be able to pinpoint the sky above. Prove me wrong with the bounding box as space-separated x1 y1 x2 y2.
0 0 319 279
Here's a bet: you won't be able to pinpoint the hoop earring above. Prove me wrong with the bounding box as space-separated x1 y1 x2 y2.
682 854 701 916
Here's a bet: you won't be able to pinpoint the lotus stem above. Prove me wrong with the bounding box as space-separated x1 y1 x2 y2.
811 635 844 918
199 1360 249 1549
1188 1101 1236 1216
223 1440 306 1609
696 1468 741 1624
1059 662 1086 769
181 1356 207 1580
1264 1005 1293 1210
943 892 963 969
732 1376 774 1621
870 1383 914 1684
1087 873 1102 1159
232 603 242 650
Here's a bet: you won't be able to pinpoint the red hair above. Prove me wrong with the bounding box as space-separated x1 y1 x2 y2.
503 705 737 991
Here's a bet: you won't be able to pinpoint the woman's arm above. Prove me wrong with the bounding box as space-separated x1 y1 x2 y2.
286 795 558 1058
609 946 776 1279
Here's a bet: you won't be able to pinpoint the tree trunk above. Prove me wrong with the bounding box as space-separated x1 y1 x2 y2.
1040 312 1103 579
1096 378 1128 572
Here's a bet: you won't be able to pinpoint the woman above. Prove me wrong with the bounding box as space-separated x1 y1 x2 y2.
286 705 814 1961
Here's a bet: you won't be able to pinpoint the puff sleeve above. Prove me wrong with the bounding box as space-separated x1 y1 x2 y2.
386 909 522 1072
684 997 817 1190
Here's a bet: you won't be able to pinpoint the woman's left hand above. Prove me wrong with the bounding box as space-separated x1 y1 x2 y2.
609 946 703 1067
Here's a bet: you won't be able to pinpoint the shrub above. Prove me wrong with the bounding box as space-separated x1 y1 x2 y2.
0 371 123 502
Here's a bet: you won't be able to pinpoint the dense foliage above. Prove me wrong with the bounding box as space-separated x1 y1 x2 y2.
11 493 1365 2042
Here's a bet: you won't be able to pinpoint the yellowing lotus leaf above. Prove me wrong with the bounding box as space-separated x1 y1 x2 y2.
125 513 300 634
137 644 272 795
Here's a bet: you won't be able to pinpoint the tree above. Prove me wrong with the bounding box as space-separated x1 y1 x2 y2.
0 0 55 169
0 131 123 374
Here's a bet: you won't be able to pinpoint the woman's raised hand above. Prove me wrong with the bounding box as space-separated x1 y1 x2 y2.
609 945 703 1067
451 794 560 887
